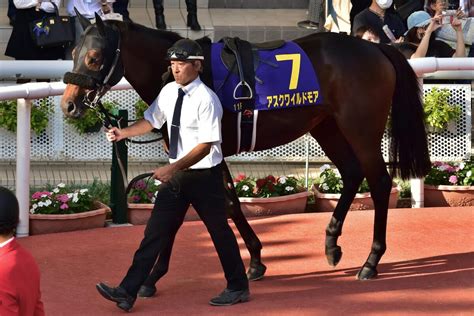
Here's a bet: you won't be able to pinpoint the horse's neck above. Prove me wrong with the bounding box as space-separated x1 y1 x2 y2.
120 26 178 104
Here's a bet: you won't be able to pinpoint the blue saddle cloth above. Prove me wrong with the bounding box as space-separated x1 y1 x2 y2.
211 41 322 113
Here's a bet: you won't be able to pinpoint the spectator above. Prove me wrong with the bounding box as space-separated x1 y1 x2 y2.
402 10 465 58
0 186 45 316
425 0 473 52
352 0 407 43
355 25 382 42
325 0 352 33
7 0 16 26
112 0 131 22
153 0 201 31
393 0 424 23
113 0 201 30
5 0 65 61
351 0 372 29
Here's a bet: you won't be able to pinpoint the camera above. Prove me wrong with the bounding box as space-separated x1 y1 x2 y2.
441 10 456 24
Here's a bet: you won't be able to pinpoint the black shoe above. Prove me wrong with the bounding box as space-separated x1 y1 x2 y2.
187 13 201 31
209 288 250 306
96 283 136 312
137 285 157 298
156 14 166 30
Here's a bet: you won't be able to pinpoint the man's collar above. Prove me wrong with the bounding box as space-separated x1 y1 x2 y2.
180 76 201 96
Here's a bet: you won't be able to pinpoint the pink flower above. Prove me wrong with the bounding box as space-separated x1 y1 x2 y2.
134 180 146 190
56 194 69 203
60 203 69 210
233 173 246 183
448 175 458 184
132 195 141 202
32 191 51 199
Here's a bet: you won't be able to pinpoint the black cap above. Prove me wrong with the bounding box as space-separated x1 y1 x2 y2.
166 39 204 61
0 186 19 235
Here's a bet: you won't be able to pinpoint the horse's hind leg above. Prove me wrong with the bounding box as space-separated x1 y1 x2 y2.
221 160 267 281
310 118 365 267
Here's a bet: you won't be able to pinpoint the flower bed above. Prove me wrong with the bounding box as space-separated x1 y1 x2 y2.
127 174 310 225
424 160 474 207
29 183 110 235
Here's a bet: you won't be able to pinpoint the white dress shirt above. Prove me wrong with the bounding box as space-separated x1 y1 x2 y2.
14 0 61 12
144 76 224 169
66 0 115 18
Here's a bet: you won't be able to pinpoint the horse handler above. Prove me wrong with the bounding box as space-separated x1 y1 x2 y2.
96 38 250 312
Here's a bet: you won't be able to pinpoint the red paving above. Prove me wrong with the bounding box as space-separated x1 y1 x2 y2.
18 206 474 315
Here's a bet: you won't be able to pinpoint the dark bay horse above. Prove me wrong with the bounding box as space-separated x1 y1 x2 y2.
60 14 431 281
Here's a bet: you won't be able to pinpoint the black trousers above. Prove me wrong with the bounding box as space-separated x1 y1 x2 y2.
153 0 197 15
120 163 248 297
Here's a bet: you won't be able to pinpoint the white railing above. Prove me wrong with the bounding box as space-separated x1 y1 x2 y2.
0 57 473 236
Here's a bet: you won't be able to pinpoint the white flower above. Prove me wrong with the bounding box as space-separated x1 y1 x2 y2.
320 164 331 172
57 183 66 188
467 170 472 177
322 183 329 191
438 165 449 171
242 185 249 191
154 179 162 186
32 204 38 209
80 189 88 194
459 162 465 170
41 194 48 198
29 208 35 214
38 201 45 207
67 193 74 198
285 186 294 192
72 193 79 203
45 199 52 206
278 177 287 184
53 188 60 193
151 197 156 203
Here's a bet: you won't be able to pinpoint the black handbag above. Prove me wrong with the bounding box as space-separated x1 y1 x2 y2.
29 3 75 48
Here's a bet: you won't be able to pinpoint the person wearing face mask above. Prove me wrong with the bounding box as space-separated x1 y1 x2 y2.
400 10 465 58
352 0 406 43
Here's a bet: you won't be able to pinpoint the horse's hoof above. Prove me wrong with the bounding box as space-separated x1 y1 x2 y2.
356 264 378 280
325 245 342 267
246 263 267 281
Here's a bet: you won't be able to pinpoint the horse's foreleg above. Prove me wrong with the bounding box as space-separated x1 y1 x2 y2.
221 161 267 281
311 122 365 267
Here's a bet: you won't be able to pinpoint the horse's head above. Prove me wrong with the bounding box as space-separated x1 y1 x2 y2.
61 11 123 118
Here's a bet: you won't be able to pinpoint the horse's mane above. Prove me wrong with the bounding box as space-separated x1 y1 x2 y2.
105 19 183 43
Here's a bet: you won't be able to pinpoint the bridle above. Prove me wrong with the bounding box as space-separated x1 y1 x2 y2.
63 23 130 189
63 22 123 125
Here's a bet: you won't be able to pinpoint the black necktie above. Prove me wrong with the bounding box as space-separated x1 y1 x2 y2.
168 88 185 159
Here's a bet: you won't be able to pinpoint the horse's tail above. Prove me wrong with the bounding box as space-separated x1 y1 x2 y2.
377 44 431 180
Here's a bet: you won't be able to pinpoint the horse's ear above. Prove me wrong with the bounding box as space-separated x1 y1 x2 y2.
94 12 106 37
74 7 91 30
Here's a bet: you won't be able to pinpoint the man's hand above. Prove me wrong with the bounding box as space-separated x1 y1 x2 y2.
152 164 178 183
105 127 125 142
